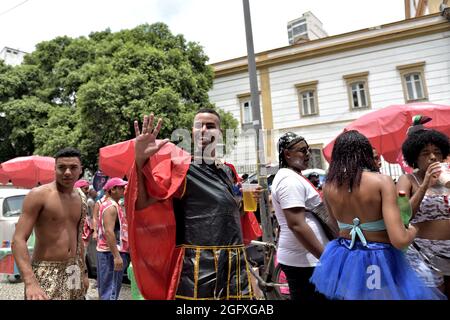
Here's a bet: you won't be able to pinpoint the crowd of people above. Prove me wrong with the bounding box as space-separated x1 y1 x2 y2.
11 148 131 300
9 108 450 301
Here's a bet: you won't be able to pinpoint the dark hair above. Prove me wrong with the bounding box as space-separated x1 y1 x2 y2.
54 147 82 162
326 130 377 190
195 108 221 122
402 129 449 167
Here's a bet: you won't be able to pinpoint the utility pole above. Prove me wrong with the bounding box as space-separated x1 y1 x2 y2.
242 0 275 293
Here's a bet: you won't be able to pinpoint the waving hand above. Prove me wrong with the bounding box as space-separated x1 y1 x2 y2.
134 114 169 168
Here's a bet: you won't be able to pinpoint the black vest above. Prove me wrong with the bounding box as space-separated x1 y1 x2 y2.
173 162 243 246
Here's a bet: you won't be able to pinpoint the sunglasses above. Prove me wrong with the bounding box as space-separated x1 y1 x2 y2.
289 146 311 154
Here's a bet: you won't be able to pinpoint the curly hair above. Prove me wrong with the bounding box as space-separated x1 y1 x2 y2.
326 130 377 190
402 129 449 168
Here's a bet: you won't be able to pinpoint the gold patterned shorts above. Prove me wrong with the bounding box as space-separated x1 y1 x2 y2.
31 257 85 300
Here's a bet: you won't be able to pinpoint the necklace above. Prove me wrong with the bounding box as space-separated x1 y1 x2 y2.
411 172 424 186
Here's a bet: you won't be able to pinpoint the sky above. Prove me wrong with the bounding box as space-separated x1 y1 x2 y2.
0 0 406 64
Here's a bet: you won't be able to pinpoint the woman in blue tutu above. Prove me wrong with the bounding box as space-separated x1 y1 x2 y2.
310 130 446 300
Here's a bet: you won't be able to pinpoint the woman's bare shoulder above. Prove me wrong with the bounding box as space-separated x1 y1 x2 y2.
361 172 395 188
363 171 390 179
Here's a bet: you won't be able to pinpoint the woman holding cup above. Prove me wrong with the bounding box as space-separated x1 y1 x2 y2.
270 132 331 300
397 128 450 297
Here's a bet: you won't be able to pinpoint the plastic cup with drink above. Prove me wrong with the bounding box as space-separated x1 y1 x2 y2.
242 183 258 212
438 162 450 188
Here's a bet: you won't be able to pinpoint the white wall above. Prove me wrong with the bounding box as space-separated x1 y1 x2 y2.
209 30 450 170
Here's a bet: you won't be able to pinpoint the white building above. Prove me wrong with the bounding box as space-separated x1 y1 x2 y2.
0 47 26 66
208 13 450 177
287 11 328 44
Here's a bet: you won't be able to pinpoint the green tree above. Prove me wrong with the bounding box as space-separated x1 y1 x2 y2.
0 22 237 169
33 105 80 157
0 97 51 160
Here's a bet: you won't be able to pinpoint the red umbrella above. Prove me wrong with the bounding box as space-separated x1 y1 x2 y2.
323 102 450 163
1 156 55 188
0 166 9 184
99 139 135 178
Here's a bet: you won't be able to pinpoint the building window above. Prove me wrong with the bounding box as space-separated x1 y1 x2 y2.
293 24 307 35
288 19 307 44
397 62 428 103
300 91 316 115
295 81 319 117
309 146 324 169
238 93 260 129
351 82 368 108
404 73 425 100
343 72 371 110
242 100 252 124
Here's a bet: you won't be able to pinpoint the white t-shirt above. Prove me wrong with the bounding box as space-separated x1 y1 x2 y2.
271 168 329 267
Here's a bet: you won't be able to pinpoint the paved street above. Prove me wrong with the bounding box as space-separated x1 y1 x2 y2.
0 277 132 300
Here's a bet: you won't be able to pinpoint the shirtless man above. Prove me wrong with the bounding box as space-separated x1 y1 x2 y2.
12 148 89 300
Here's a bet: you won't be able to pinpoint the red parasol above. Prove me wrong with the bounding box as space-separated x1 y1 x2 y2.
323 102 450 163
1 156 55 188
0 166 9 184
99 139 135 178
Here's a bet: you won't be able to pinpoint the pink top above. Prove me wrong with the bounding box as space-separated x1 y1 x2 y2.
96 198 129 253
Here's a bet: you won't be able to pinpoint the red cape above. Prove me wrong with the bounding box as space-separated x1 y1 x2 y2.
125 144 257 299
125 143 190 300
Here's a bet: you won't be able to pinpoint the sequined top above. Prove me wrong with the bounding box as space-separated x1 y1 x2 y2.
410 174 450 224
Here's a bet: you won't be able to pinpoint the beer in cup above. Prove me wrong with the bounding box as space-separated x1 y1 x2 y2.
242 183 258 212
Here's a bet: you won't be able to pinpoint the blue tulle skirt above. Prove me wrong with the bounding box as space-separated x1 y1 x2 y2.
310 238 447 300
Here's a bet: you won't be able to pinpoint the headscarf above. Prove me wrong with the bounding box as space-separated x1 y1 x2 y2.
277 132 306 168
406 115 432 136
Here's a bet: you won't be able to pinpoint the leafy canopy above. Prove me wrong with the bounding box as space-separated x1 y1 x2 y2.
0 23 237 170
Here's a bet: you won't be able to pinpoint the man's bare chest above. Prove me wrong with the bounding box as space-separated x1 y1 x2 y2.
39 195 83 226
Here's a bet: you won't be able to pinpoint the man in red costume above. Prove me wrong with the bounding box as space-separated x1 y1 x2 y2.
125 109 258 300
